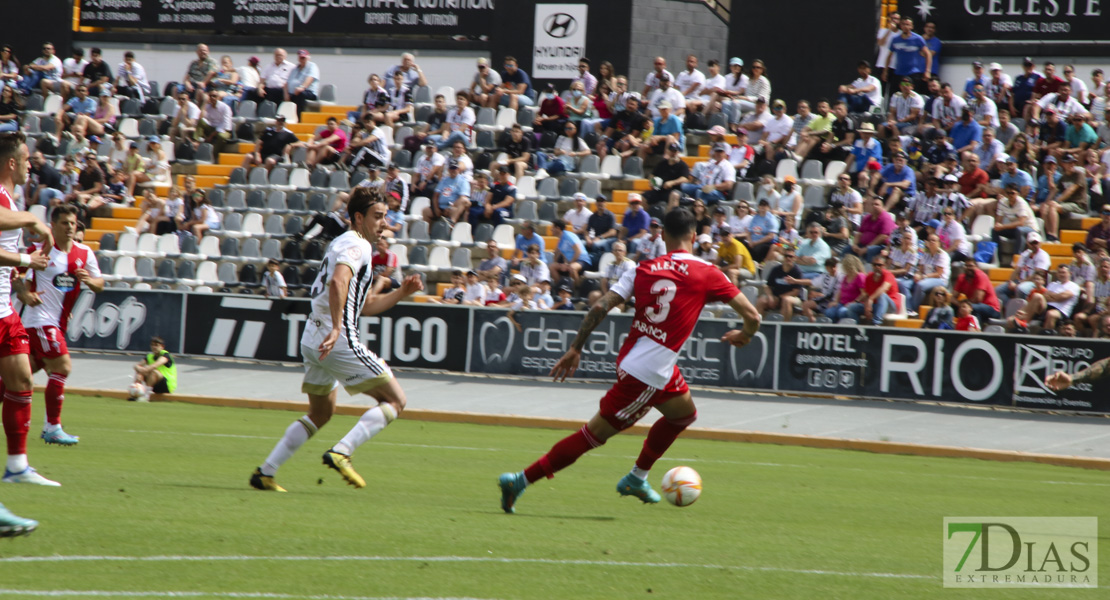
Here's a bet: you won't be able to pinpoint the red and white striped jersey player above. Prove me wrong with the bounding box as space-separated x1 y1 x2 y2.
19 204 103 447
0 131 59 487
498 207 762 513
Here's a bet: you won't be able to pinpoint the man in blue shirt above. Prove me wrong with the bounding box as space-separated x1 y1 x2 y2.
512 221 546 267
998 155 1034 199
922 21 942 77
493 56 534 110
1010 57 1041 122
56 84 97 143
621 194 652 254
643 101 685 157
884 17 933 92
425 159 471 224
285 49 320 119
878 151 917 212
748 198 781 262
948 109 983 155
1034 156 1062 205
550 218 591 287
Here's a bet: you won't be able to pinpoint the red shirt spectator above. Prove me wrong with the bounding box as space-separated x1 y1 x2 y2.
954 267 1001 311
864 267 898 301
958 167 989 198
956 315 982 331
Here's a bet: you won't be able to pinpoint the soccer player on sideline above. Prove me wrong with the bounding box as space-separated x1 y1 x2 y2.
1045 355 1110 390
251 187 424 492
498 208 761 513
0 131 57 486
16 204 103 446
0 501 36 537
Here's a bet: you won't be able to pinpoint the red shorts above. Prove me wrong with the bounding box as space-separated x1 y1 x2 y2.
28 325 68 361
599 367 688 431
0 312 29 357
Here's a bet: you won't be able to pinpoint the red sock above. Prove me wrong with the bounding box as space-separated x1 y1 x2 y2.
524 425 605 483
2 390 33 456
635 412 697 471
45 373 66 426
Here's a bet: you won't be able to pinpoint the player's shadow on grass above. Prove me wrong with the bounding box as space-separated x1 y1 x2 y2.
469 510 616 521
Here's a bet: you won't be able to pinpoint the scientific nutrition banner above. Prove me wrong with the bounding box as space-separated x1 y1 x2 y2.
78 0 496 35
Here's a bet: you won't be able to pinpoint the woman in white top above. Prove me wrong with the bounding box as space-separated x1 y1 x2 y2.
107 132 130 171
536 120 590 175
0 45 22 92
154 186 184 235
754 174 781 207
143 138 171 185
773 177 803 221
736 59 771 115
717 58 749 124
237 57 262 102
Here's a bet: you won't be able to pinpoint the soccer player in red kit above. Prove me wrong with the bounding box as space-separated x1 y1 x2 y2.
0 132 58 486
498 207 761 513
18 204 103 446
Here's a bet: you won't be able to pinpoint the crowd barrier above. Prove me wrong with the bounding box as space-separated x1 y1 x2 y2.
66 290 1110 415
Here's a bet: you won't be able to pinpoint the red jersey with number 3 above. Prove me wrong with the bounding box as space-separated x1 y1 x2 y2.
609 251 739 389
23 242 100 331
0 185 22 319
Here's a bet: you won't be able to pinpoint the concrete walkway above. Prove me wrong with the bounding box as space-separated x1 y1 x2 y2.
53 352 1110 461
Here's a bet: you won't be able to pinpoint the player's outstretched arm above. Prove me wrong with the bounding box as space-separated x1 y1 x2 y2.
1046 355 1110 391
0 205 51 244
722 291 762 347
0 246 48 270
550 290 624 382
360 275 424 316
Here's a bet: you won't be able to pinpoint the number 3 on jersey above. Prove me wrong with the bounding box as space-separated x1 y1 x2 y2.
644 279 676 323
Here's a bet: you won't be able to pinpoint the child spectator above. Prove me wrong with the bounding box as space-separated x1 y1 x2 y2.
553 284 576 310
801 257 841 322
462 270 486 306
430 270 466 305
954 299 981 331
535 279 554 310
262 259 287 298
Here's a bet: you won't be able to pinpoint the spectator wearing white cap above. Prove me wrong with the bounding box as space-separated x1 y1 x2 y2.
838 60 882 114
647 74 686 119
468 57 502 107
640 100 684 159
680 143 735 206
713 57 749 124
642 56 675 97
563 193 593 236
285 49 319 118
997 230 1050 306
985 62 1012 109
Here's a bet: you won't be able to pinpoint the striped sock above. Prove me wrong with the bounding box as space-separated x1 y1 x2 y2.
261 416 318 477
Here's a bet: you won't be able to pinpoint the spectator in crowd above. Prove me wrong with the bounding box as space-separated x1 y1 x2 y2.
839 60 883 114
384 53 426 92
962 61 989 99
996 111 1021 150
27 151 65 207
848 249 898 325
1085 203 1110 252
954 259 1002 322
973 128 1004 176
825 254 867 321
715 224 755 284
997 154 1033 199
235 56 261 102
922 21 942 76
923 288 955 329
167 91 201 145
459 270 487 306
303 116 348 169
430 271 467 305
1009 57 1041 117
800 257 841 322
257 48 294 103
647 72 686 120
757 246 804 320
180 43 216 98
937 207 971 262
424 159 470 224
712 57 749 124
490 124 532 180
997 231 1051 304
597 95 646 159
447 140 474 181
203 55 240 98
758 99 794 159
889 230 919 298
876 150 915 211
735 59 771 115
773 176 803 222
621 194 652 254
791 99 833 160
795 223 832 278
1068 242 1097 304
884 17 933 91
910 233 951 311
876 12 900 84
635 218 667 262
886 76 927 138
350 74 389 124
476 239 508 284
115 51 150 101
991 182 1036 253
848 122 882 184
262 259 287 299
469 166 516 227
429 92 475 150
852 197 895 262
643 143 690 209
344 114 389 171
179 189 221 238
641 100 684 158
968 83 999 129
673 54 705 115
80 48 111 97
285 49 319 118
564 80 592 130
194 91 233 155
519 245 550 286
1033 81 1084 123
1013 265 1081 332
584 195 618 260
60 47 87 96
55 84 96 145
1062 111 1098 159
492 56 534 110
680 143 735 206
1075 257 1110 334
384 71 415 125
562 193 592 237
469 57 502 107
549 219 590 287
570 57 598 96
24 41 63 95
242 115 297 171
411 143 445 199
1042 154 1088 242
0 44 20 94
512 222 546 268
642 56 674 96
959 152 990 199
533 83 568 135
746 198 780 262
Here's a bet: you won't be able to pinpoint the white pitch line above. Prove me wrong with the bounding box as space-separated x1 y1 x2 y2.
0 555 935 580
0 592 496 600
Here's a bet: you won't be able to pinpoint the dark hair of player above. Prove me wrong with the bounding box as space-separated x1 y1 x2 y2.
0 131 26 166
150 336 165 346
347 186 383 220
662 207 696 240
51 204 79 221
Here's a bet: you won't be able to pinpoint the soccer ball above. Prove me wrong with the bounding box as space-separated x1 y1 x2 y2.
661 466 702 507
127 383 145 401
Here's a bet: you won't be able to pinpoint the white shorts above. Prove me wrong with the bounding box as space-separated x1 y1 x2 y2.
300 335 393 396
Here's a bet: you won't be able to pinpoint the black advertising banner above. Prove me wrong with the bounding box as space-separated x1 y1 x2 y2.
182 294 467 371
79 0 496 35
1007 336 1110 413
467 308 775 390
910 0 1108 42
64 289 184 354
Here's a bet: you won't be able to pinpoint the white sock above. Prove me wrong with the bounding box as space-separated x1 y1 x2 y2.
261 416 318 476
630 466 650 481
6 454 28 473
333 403 397 456
43 422 60 433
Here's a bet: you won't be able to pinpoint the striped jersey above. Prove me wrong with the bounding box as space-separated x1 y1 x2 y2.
23 241 100 330
304 231 376 343
0 185 23 319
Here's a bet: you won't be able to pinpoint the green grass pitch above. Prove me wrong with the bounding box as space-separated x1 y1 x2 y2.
0 394 1105 599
